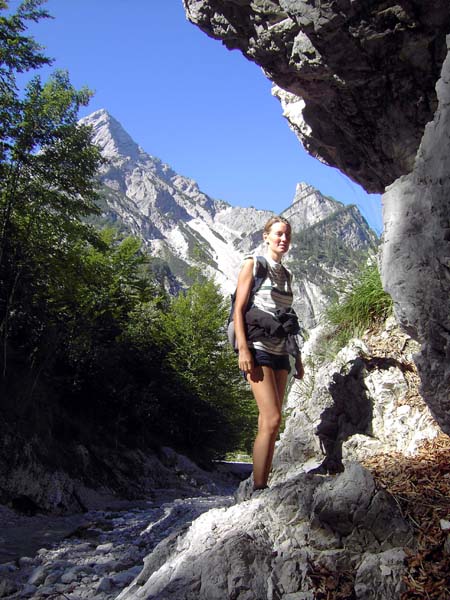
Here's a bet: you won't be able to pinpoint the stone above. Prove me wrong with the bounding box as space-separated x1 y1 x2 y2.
440 519 450 531
381 42 450 435
112 567 142 586
44 570 62 585
28 565 47 586
311 463 375 536
21 584 37 597
96 542 114 554
354 549 407 599
60 566 87 583
96 576 113 592
18 556 36 568
445 534 450 556
0 563 17 575
0 578 18 598
118 466 411 600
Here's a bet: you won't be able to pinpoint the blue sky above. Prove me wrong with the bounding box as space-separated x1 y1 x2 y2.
19 0 383 233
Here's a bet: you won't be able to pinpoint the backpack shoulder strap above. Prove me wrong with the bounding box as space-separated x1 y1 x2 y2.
227 255 268 330
230 255 268 304
252 255 268 294
280 263 293 285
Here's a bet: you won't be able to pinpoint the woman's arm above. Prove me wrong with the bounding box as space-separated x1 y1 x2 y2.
234 258 255 373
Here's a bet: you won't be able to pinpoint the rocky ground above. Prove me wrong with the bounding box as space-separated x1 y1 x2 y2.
1 321 449 599
0 464 251 600
0 492 234 599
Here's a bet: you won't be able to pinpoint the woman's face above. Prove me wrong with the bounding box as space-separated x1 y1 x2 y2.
264 222 291 257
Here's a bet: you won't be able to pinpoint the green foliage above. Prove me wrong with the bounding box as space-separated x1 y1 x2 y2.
0 0 51 93
0 1 257 467
160 276 257 460
288 206 378 302
325 262 393 351
0 67 103 369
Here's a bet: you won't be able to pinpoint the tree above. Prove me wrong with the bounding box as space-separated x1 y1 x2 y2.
161 275 257 460
0 1 103 377
0 0 50 90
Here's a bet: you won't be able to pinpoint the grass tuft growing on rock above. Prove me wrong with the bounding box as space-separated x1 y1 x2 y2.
325 262 393 351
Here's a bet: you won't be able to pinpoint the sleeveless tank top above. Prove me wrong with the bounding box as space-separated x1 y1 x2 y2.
243 254 293 356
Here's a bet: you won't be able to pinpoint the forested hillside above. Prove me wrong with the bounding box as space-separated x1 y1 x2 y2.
0 0 378 514
0 1 256 512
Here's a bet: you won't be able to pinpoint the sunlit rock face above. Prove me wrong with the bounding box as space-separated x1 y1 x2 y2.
183 0 450 435
183 0 450 193
118 463 413 600
381 45 450 434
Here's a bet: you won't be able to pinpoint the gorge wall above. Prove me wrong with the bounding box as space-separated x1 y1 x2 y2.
183 0 450 435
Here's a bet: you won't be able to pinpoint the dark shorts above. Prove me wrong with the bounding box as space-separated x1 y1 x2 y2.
242 348 291 380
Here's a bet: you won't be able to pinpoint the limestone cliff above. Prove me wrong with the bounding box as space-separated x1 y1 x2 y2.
381 49 450 436
183 0 450 436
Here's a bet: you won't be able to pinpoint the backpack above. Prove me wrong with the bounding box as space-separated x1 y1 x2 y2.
227 256 269 350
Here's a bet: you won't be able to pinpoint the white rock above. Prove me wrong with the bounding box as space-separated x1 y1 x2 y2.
96 577 112 592
0 563 17 575
60 566 85 584
96 542 114 554
21 584 37 597
18 556 36 568
28 565 47 586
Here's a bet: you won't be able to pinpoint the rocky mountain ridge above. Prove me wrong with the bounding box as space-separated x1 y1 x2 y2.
81 109 378 327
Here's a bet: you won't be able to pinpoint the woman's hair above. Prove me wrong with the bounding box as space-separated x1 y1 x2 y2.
263 216 291 234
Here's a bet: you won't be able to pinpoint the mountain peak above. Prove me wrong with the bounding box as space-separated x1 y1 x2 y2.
80 109 141 161
294 182 316 198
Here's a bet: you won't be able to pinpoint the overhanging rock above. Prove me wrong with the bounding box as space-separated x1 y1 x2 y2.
183 0 450 192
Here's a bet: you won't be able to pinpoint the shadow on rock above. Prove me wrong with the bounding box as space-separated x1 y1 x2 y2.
311 356 412 475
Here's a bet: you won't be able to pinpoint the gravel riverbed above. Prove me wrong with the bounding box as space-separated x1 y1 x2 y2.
0 491 235 599
0 462 253 599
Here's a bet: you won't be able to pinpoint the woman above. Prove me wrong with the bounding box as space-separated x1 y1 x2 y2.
234 216 304 492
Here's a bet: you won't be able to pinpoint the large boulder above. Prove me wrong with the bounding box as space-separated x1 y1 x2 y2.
118 463 413 600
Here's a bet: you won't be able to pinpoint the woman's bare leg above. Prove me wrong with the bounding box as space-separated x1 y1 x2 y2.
261 369 289 485
248 366 287 489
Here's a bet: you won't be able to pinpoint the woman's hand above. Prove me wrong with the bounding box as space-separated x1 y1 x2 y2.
238 348 254 374
293 355 304 380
